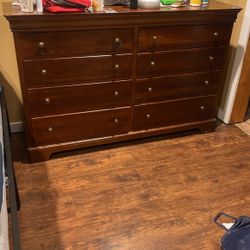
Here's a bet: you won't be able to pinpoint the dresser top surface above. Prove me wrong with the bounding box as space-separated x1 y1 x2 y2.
3 1 241 17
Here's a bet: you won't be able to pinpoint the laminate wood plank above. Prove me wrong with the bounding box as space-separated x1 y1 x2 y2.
12 124 250 250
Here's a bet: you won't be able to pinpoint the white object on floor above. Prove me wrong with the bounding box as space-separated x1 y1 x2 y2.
223 223 235 230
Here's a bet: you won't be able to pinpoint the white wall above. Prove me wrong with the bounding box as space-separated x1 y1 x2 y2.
218 0 250 123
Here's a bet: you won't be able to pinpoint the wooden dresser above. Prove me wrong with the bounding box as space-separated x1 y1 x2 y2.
3 2 240 162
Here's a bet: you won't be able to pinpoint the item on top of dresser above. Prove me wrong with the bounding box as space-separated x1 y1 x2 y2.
160 0 175 5
170 0 186 8
202 0 208 5
42 0 90 12
189 0 201 7
93 0 104 11
20 0 33 12
36 0 43 12
104 0 129 6
130 0 137 9
137 0 160 9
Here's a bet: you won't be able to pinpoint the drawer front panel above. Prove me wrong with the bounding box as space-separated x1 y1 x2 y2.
19 29 134 58
135 71 220 104
23 54 133 87
28 81 132 117
133 96 216 131
137 47 225 77
138 24 232 52
31 108 131 146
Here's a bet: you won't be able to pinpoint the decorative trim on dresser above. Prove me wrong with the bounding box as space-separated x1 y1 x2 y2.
3 3 240 162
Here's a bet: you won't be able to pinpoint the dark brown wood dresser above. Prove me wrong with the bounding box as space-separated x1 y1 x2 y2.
3 2 240 162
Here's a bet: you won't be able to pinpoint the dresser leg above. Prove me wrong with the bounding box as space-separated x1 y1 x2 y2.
199 121 217 134
28 149 52 163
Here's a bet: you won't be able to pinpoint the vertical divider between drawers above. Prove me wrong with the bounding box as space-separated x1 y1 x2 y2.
129 26 138 132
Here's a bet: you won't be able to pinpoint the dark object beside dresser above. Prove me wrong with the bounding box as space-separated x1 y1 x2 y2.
3 3 240 162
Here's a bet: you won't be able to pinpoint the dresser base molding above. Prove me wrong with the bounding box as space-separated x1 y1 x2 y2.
27 119 216 163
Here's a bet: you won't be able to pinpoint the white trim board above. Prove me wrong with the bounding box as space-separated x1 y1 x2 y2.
10 122 24 133
218 1 250 124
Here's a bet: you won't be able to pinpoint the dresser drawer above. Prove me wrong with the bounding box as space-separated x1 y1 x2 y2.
28 81 132 117
23 54 133 87
135 71 220 104
31 108 131 146
19 29 134 58
137 47 225 77
138 24 232 52
133 96 216 131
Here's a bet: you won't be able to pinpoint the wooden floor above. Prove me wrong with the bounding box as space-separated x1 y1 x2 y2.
12 124 250 250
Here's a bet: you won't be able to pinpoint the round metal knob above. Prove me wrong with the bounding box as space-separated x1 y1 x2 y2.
45 97 50 104
153 35 157 40
214 32 218 36
148 87 153 92
151 61 155 67
114 38 120 43
48 127 53 132
114 91 119 96
200 106 205 110
204 80 209 85
115 64 119 69
38 41 45 48
209 56 214 61
41 69 47 75
114 118 119 123
146 114 151 119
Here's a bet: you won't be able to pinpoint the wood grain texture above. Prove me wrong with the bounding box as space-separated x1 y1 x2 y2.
12 124 250 250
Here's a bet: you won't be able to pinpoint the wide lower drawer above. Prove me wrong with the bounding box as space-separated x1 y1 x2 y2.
28 80 132 117
133 96 216 131
137 47 225 77
23 54 133 87
135 71 220 104
138 24 232 52
31 108 131 146
19 29 134 58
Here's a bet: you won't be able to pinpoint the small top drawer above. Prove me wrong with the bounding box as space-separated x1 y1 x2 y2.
138 24 232 52
19 29 134 58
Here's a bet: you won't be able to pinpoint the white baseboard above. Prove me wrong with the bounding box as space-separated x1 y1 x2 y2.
10 121 24 133
217 108 230 124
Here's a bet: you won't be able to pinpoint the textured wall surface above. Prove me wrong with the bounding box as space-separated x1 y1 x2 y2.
0 0 23 123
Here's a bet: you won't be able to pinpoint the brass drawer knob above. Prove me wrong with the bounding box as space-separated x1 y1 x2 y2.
41 69 47 75
209 56 214 61
214 32 218 37
200 106 205 110
48 127 53 132
153 35 157 40
204 80 209 85
114 91 119 96
38 41 45 48
114 118 119 123
45 97 50 104
148 87 153 92
115 64 119 69
114 37 121 51
150 61 155 67
146 114 151 119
